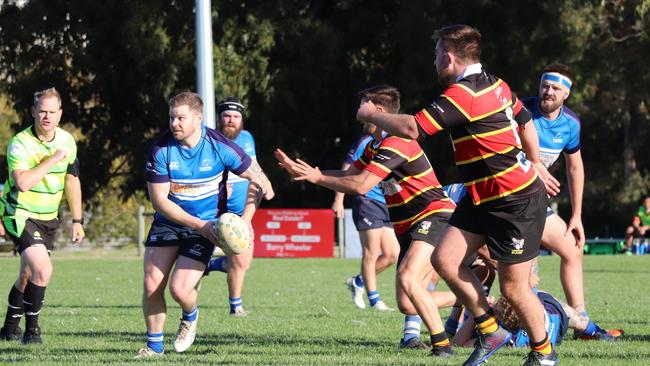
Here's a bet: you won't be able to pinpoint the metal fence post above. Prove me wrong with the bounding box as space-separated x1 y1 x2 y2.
337 215 345 258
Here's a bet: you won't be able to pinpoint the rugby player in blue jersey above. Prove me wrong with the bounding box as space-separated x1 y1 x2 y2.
333 122 399 313
522 64 599 335
136 92 270 357
204 97 274 317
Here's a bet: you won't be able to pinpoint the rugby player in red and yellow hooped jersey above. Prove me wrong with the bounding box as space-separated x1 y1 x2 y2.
275 85 459 358
356 25 560 366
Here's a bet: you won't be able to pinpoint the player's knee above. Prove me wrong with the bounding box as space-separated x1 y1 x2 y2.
384 251 399 265
396 270 416 294
31 266 53 286
169 282 190 302
143 275 166 298
431 254 454 281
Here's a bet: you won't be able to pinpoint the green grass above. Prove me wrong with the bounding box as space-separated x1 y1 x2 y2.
0 252 649 365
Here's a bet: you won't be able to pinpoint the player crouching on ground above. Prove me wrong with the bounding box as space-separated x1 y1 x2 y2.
452 259 624 348
275 85 459 357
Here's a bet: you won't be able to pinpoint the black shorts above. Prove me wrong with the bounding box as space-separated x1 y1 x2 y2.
351 196 392 231
449 190 548 264
7 218 58 254
145 220 215 265
397 212 450 266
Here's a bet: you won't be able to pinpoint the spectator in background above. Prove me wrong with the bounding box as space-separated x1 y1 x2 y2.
203 97 274 317
624 196 650 251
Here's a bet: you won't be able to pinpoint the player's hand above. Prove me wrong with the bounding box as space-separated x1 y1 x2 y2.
274 148 300 177
263 178 275 200
197 220 220 245
356 100 377 123
332 200 345 218
292 159 322 184
71 222 85 244
50 148 69 163
566 216 585 249
533 162 560 196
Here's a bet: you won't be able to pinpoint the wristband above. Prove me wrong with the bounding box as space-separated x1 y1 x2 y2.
72 218 85 225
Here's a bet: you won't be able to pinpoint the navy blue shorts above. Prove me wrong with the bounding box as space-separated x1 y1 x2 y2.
397 212 450 266
145 220 215 265
351 195 392 231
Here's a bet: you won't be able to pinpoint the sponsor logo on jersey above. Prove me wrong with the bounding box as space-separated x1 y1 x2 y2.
199 158 212 172
510 237 525 255
169 161 179 170
431 101 445 114
552 132 563 143
375 154 390 161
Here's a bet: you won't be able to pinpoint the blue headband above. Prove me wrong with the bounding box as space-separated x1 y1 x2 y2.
541 73 572 91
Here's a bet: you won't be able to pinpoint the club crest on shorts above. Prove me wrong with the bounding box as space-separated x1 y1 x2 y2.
189 244 205 257
510 237 525 255
417 220 432 235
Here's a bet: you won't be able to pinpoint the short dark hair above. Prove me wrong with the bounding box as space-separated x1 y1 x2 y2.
543 63 573 83
358 85 401 113
432 25 481 63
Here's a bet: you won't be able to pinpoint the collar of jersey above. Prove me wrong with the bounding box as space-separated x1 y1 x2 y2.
176 126 206 159
456 63 482 81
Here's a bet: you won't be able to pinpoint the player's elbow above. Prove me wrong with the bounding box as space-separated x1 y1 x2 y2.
14 182 29 192
404 122 420 140
351 184 372 196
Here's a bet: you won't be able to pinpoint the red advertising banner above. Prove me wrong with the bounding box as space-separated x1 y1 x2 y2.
252 209 334 258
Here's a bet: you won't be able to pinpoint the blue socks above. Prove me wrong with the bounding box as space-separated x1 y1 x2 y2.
367 290 381 306
146 332 164 353
403 315 422 342
229 297 243 313
354 274 364 288
205 256 228 274
182 307 198 322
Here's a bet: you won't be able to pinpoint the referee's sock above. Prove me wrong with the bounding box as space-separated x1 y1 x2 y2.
2 285 23 331
23 282 46 330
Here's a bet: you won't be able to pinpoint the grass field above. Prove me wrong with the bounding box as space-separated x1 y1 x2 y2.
0 251 649 365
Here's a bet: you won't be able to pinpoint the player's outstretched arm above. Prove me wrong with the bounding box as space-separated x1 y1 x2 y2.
356 100 419 139
292 159 381 196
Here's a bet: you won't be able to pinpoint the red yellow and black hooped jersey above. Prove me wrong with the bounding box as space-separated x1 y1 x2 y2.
353 136 456 234
414 69 544 205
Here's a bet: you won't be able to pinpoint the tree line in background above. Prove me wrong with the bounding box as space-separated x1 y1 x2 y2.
0 0 648 244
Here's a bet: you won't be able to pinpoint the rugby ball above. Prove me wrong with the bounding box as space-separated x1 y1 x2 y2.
214 213 251 255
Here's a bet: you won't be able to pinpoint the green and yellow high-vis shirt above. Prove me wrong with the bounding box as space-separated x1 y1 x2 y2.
0 126 77 236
